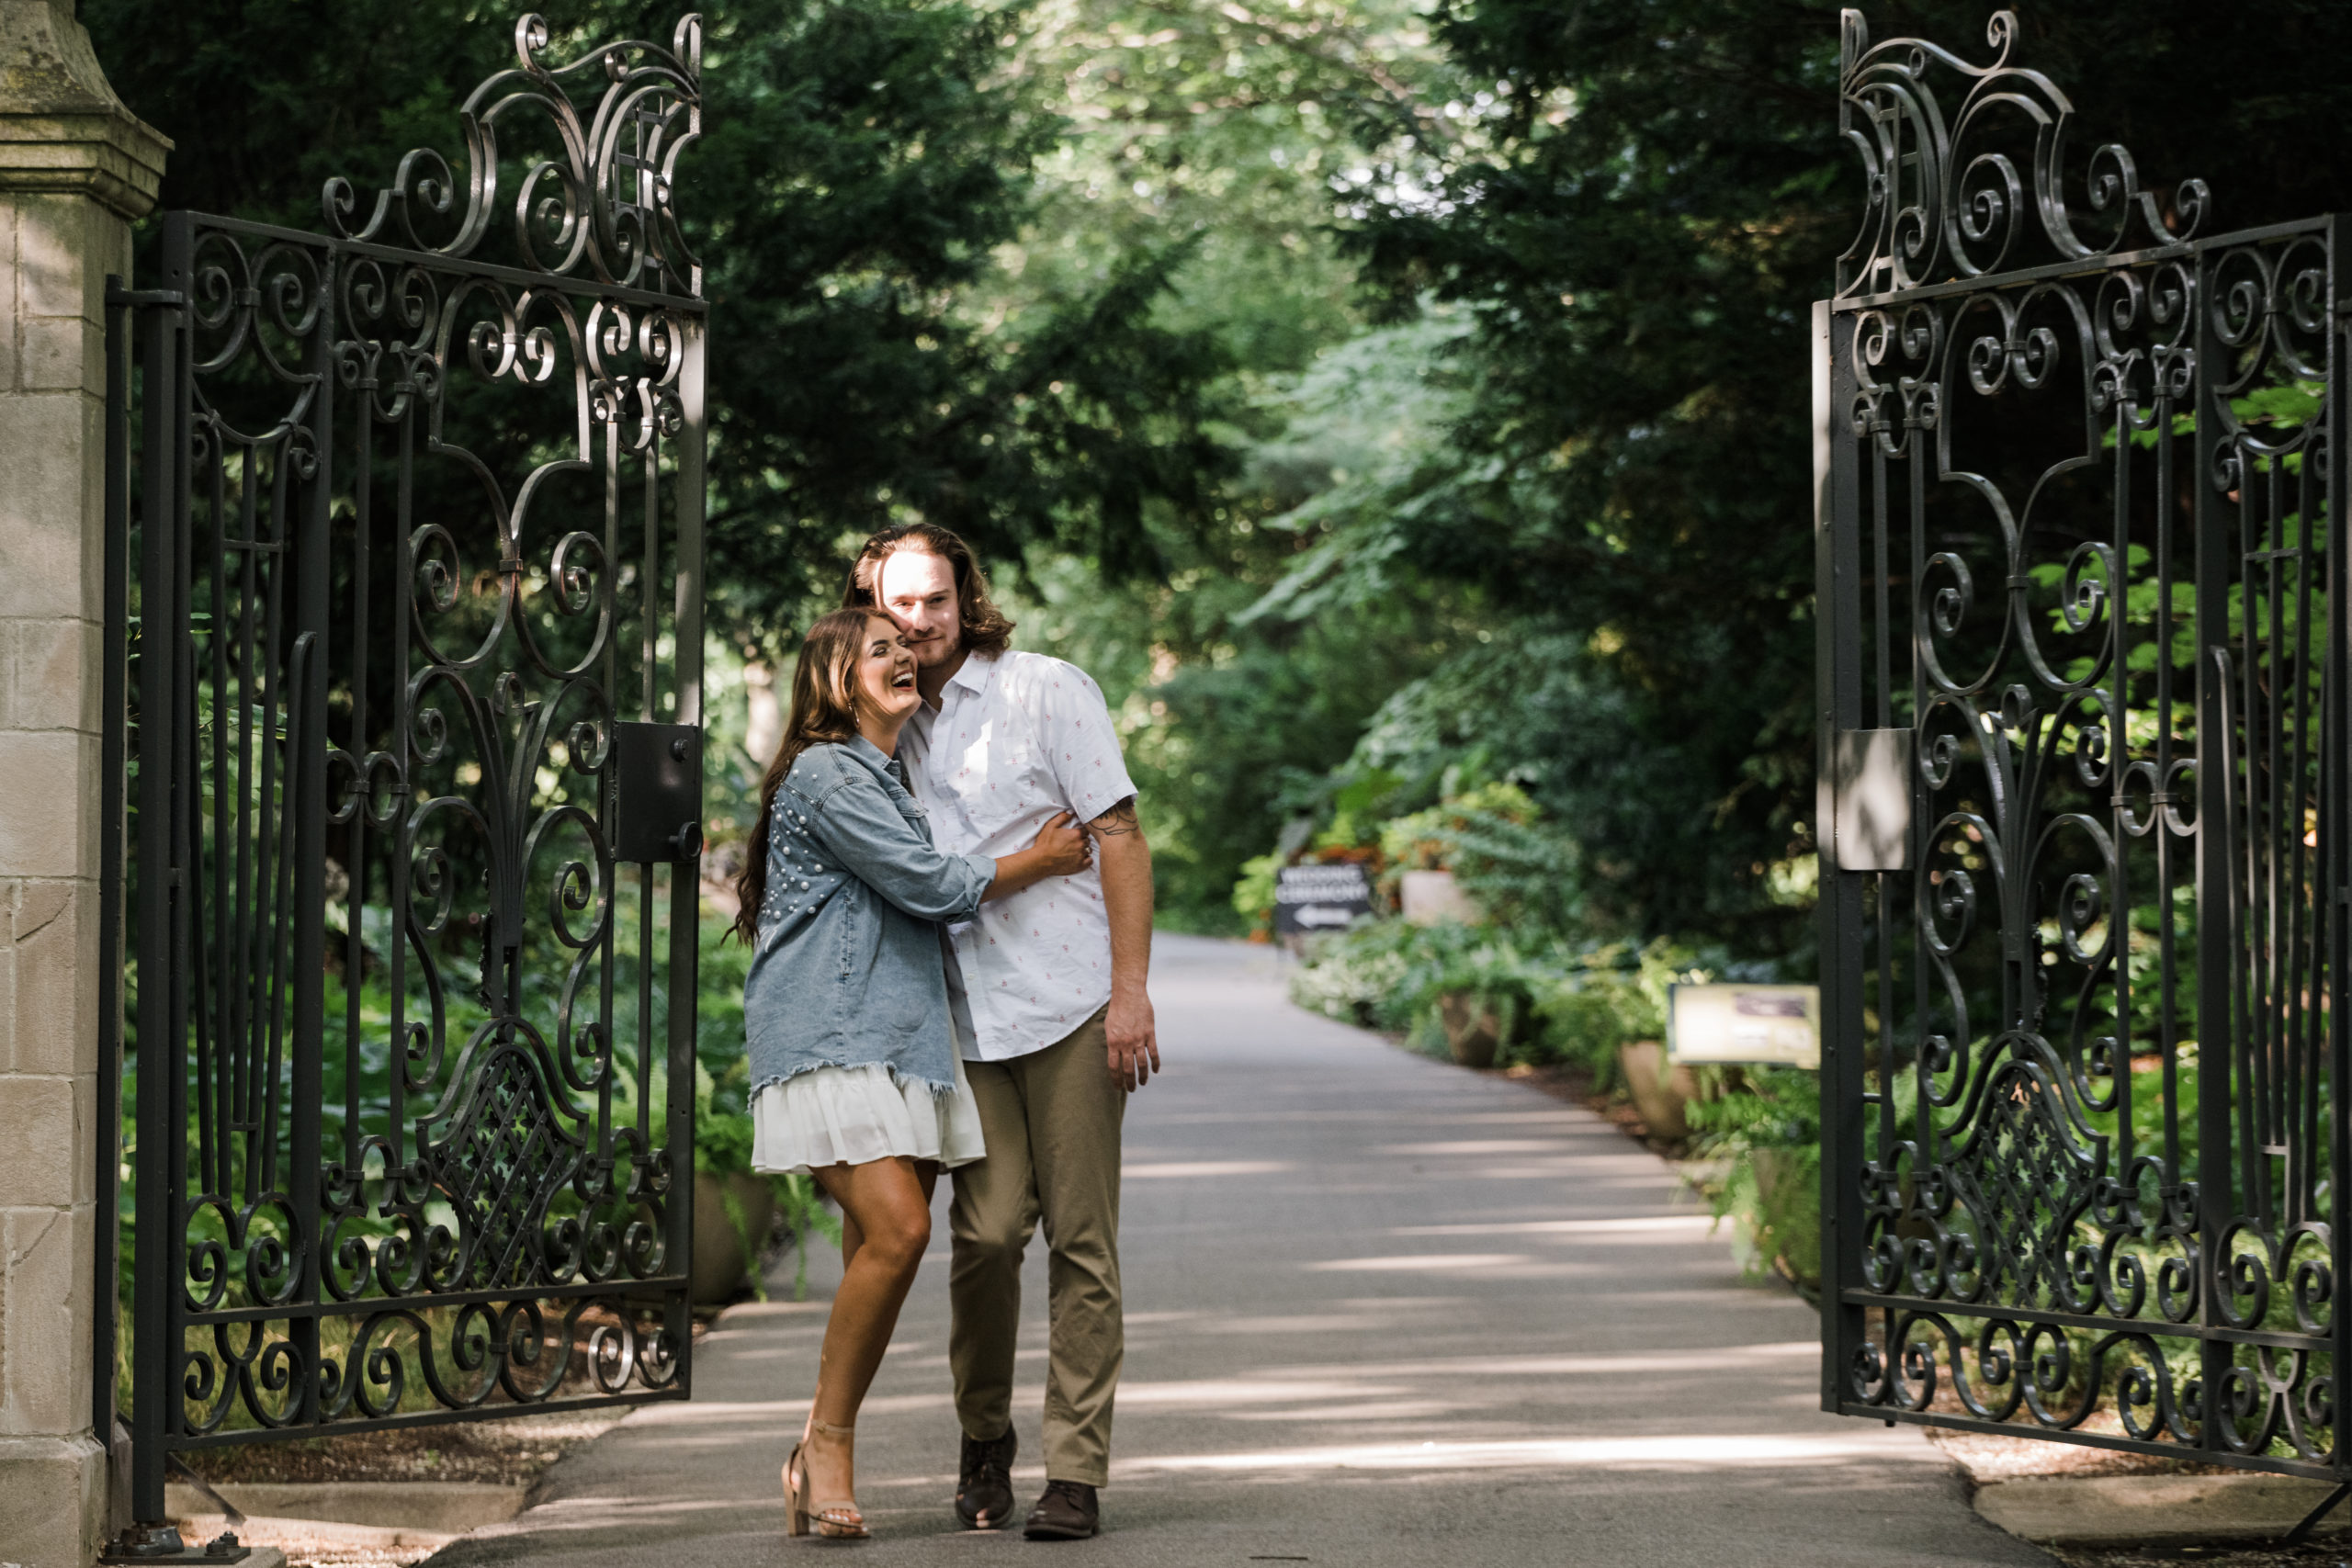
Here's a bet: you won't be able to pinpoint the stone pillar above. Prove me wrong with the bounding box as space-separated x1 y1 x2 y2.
0 3 167 1564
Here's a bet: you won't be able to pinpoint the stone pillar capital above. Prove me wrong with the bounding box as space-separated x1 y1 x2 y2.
0 0 171 220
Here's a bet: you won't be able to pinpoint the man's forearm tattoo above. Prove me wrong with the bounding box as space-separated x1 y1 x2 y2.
1089 798 1141 838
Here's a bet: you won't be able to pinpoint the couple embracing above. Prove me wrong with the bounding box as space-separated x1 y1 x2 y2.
728 524 1156 1542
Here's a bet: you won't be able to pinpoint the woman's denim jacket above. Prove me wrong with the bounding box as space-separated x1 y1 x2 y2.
743 737 995 1100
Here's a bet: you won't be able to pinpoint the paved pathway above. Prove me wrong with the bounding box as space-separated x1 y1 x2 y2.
434 936 2052 1567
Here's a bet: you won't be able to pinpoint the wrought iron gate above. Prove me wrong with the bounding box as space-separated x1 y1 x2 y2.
101 16 708 1555
1820 10 2352 1477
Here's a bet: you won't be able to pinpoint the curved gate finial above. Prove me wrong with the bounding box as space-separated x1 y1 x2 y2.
322 12 703 296
1837 7 2211 298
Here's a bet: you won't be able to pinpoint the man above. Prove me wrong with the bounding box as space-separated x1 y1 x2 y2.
843 524 1159 1541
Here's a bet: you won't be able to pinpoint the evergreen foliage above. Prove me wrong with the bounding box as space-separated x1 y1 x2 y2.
1304 0 2352 949
85 0 1230 653
92 0 2352 943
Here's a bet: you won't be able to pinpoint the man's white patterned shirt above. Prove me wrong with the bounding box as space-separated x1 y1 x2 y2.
898 650 1137 1062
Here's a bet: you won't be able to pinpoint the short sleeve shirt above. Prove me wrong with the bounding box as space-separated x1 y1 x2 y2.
897 650 1138 1061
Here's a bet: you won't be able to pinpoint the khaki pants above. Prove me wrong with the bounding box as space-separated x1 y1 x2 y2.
949 1006 1125 1486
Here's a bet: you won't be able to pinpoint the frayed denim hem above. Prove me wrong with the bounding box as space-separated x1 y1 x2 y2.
744 1059 959 1111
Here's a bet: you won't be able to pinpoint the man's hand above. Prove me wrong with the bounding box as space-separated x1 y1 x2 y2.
1106 987 1159 1090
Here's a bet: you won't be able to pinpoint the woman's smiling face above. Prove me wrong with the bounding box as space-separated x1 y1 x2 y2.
854 614 921 723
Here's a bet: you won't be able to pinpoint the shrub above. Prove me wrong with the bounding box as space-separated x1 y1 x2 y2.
1290 918 1424 1031
1448 809 1583 934
1398 922 1546 1059
1377 780 1539 874
1372 782 1581 931
1231 850 1284 930
1521 939 1716 1085
1291 920 1721 1078
1685 1066 1822 1290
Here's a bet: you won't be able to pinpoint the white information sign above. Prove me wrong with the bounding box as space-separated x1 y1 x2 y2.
1667 983 1820 1068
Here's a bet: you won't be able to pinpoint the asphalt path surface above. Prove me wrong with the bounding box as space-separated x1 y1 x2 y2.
431 934 2051 1567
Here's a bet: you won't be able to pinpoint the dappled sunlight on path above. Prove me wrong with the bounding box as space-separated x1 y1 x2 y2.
426 935 2048 1567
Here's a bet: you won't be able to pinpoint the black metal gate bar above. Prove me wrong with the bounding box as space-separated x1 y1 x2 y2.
2326 209 2352 1500
1821 8 2349 1479
122 252 186 1547
95 277 183 1522
104 16 711 1556
1813 294 1868 1418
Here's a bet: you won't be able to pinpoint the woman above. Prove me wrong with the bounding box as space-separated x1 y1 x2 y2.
731 607 1091 1540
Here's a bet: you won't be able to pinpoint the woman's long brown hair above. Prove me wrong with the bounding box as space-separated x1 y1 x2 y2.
729 608 882 943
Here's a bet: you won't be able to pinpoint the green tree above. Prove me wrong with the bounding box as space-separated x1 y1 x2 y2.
86 0 1231 653
956 0 1477 926
1006 308 1487 928
87 0 1489 927
1300 0 2352 952
991 0 1453 378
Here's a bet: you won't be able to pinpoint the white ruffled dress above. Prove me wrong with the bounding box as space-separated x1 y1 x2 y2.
750 1052 987 1175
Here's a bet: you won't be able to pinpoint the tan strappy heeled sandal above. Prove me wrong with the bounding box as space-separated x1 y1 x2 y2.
784 1419 869 1540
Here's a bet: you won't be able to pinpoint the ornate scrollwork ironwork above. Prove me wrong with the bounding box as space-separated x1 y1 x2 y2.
121 11 703 1478
323 13 703 297
1824 12 2342 1479
1838 9 2211 298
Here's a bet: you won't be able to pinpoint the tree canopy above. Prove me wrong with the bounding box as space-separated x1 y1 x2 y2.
1241 0 2352 947
87 0 1230 653
89 0 2352 947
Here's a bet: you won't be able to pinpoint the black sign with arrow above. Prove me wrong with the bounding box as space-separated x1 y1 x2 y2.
1272 863 1374 934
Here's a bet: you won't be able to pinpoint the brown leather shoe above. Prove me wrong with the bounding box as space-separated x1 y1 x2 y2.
1023 1480 1100 1540
956 1427 1017 1529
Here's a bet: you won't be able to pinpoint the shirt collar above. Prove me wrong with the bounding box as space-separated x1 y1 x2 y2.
944 651 997 700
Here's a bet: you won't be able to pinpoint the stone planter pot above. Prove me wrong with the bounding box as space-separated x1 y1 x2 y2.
691 1170 778 1304
1402 869 1480 926
1438 991 1502 1068
1617 1040 1697 1141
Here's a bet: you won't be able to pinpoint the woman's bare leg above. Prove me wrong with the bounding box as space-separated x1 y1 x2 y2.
837 1159 939 1272
799 1156 941 1510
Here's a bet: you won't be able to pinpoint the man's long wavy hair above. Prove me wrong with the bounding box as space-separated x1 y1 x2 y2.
842 523 1015 658
729 608 879 944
